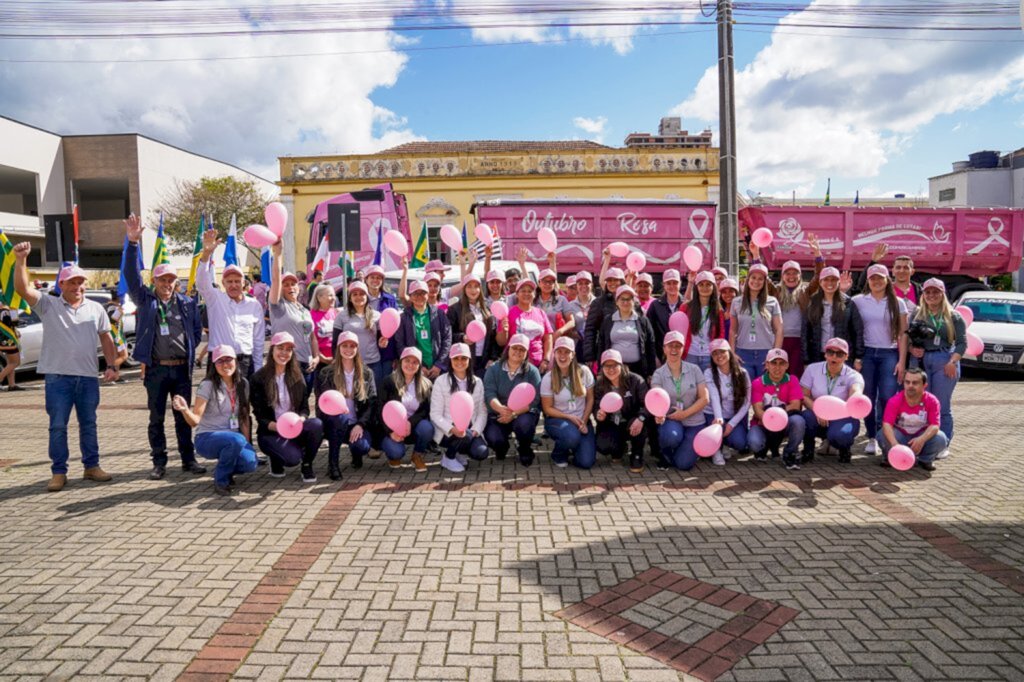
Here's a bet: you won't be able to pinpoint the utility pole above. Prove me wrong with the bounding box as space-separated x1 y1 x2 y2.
717 0 738 275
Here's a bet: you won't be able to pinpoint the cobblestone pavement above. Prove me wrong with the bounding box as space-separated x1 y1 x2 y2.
0 377 1022 681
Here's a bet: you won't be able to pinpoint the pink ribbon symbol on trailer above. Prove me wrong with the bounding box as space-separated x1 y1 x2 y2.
966 217 1010 255
688 209 711 249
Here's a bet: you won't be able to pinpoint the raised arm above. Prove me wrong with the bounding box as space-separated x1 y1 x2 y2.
268 239 284 306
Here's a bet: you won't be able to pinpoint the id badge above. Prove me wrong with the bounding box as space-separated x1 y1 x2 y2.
675 401 685 411
229 415 240 430
419 329 429 340
933 334 941 346
159 323 170 336
748 328 757 344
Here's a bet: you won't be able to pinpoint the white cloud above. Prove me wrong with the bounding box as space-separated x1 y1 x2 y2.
674 0 1024 196
0 2 420 180
572 116 608 143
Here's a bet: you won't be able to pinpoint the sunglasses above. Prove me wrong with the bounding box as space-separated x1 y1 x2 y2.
825 349 847 357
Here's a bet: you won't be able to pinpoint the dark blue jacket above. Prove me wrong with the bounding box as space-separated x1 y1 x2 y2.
125 241 202 368
394 304 452 372
375 291 400 363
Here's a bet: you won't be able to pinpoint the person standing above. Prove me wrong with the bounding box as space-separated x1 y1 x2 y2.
634 273 655 313
500 278 553 371
799 338 865 465
801 266 863 367
729 264 783 369
309 284 339 365
196 229 265 377
430 343 489 473
267 240 319 386
683 271 727 372
333 281 387 390
0 303 23 391
647 268 685 363
395 281 452 380
595 285 656 379
583 263 625 363
878 367 948 471
448 274 498 378
11 243 118 492
123 215 206 480
563 271 595 356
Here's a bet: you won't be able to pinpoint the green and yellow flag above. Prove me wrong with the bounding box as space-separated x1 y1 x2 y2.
410 220 429 268
337 251 356 279
151 213 170 271
0 229 30 312
186 215 205 293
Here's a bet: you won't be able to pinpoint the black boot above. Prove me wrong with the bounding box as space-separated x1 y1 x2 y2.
328 453 342 481
351 452 363 470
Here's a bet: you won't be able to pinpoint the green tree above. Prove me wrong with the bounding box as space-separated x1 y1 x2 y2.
155 176 275 256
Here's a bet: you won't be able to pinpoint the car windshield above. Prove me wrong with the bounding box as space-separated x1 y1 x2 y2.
963 299 1024 324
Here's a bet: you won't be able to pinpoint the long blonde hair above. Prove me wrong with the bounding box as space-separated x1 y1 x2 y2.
331 348 370 401
390 364 432 403
550 356 586 398
914 293 955 344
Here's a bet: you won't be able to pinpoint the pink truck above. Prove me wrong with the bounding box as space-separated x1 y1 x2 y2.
739 205 1024 298
304 183 412 282
472 198 718 276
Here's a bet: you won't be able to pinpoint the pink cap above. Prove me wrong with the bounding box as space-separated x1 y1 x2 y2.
425 272 442 284
600 349 623 365
270 331 295 347
486 270 504 282
662 269 681 283
281 271 299 283
211 345 237 363
516 278 537 292
748 264 769 277
605 267 625 281
408 281 428 295
825 337 849 354
508 333 529 349
565 275 577 288
709 338 731 353
348 281 368 295
711 267 728 279
152 264 177 280
222 264 244 279
695 271 716 286
575 271 593 283
362 265 384 277
400 346 422 361
58 264 87 283
461 273 481 286
614 285 635 300
538 269 556 281
922 277 945 292
766 348 789 363
449 342 471 359
337 331 359 346
820 266 841 280
719 278 739 292
867 263 889 279
424 260 448 273
553 336 575 353
782 260 801 273
663 330 686 346
635 273 653 285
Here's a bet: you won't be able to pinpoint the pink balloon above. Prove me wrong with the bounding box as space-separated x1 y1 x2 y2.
846 394 872 420
537 227 558 253
440 224 463 252
813 395 849 422
626 252 646 273
955 305 974 327
966 331 983 357
474 223 493 246
490 300 509 321
382 400 410 437
276 411 303 439
243 224 277 248
683 245 702 272
888 444 916 471
752 227 774 248
694 424 723 458
507 383 536 412
668 311 689 333
599 392 623 413
451 391 474 432
644 387 670 418
383 230 408 258
465 319 486 344
265 202 288 237
762 406 789 433
379 308 401 339
317 390 348 416
609 241 630 258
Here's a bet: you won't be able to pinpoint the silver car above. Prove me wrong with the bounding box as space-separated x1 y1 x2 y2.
956 290 1024 373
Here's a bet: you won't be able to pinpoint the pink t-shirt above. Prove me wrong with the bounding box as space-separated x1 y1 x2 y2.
894 283 918 305
749 375 803 425
883 391 939 437
639 298 653 313
507 305 553 366
311 308 338 357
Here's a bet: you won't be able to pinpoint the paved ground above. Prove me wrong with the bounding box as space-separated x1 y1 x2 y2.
0 375 1022 681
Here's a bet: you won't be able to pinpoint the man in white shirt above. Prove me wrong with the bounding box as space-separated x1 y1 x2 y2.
196 229 265 378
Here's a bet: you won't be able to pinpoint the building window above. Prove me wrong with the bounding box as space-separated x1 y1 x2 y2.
0 164 39 217
939 188 955 202
424 215 459 264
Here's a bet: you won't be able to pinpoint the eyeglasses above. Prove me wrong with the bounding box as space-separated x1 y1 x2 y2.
825 349 847 357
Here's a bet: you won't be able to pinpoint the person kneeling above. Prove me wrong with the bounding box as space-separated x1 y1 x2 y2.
430 343 489 473
541 337 596 469
378 347 434 473
172 345 258 495
314 332 375 480
799 338 864 465
251 332 324 483
650 332 709 472
878 367 948 471
483 334 542 465
748 348 805 467
594 349 651 473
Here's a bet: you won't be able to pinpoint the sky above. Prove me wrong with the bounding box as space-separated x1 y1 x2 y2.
1 0 1022 200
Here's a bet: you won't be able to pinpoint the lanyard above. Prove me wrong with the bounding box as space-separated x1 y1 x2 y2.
225 384 237 413
158 299 170 324
698 306 711 334
824 365 840 395
928 313 944 334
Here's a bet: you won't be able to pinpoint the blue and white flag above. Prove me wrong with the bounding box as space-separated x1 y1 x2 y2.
223 214 239 267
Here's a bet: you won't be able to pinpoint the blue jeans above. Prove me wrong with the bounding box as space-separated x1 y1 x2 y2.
685 352 711 373
861 347 900 437
658 420 702 471
323 415 372 464
382 419 434 461
366 360 388 395
194 431 259 487
545 417 597 469
257 418 324 468
485 412 539 462
707 414 749 451
876 429 948 464
736 348 770 373
440 433 489 461
748 414 805 457
45 374 100 475
801 410 859 450
923 350 958 442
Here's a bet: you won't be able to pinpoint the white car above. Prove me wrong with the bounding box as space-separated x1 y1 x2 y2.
955 290 1024 373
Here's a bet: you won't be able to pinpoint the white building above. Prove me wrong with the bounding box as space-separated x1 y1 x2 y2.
0 115 276 279
929 148 1024 208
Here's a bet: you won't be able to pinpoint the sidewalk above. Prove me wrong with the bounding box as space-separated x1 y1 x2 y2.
0 378 1021 681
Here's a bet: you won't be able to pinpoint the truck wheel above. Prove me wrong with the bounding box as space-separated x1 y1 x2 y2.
949 282 989 302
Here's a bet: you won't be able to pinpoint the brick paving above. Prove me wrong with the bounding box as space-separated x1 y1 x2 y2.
0 377 1022 680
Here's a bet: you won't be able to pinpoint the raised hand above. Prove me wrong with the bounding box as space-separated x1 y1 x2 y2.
839 270 853 293
12 241 31 260
807 232 821 257
124 214 144 243
201 227 221 255
871 242 888 263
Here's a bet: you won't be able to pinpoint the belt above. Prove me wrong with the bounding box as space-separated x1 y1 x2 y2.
156 359 188 366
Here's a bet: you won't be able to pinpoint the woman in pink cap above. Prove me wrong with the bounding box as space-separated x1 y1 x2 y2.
593 349 650 472
702 338 750 464
333 280 387 390
268 240 318 388
729 264 783 369
595 285 656 379
646 268 685 362
499 278 553 372
801 266 863 368
536 268 570 330
634 273 655 313
430 343 489 472
314 331 375 480
853 263 908 455
541 336 596 469
562 271 595 355
484 270 507 308
377 346 435 472
649 332 709 471
683 271 727 372
717 278 739 335
582 265 625 363
448 274 498 379
251 332 324 483
483 334 542 464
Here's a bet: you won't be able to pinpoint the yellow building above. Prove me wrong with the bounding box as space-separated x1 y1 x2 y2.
278 131 720 270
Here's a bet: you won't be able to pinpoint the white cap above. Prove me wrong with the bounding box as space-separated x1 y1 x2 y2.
152 264 177 280
662 269 681 283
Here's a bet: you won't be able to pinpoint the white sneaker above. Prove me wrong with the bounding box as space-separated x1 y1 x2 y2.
865 441 877 455
721 446 736 460
456 453 469 466
712 451 726 466
440 457 465 473
554 460 568 468
935 448 950 460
